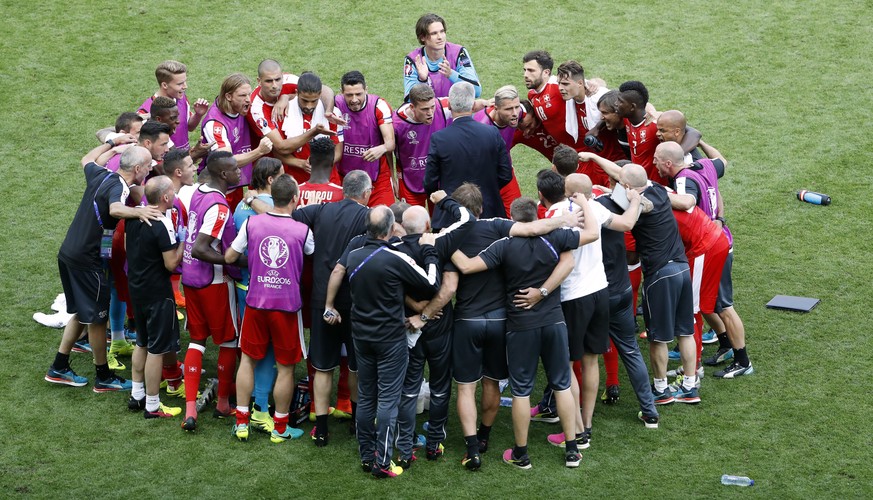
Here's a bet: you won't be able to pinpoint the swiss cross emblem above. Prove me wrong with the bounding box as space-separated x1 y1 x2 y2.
218 211 228 221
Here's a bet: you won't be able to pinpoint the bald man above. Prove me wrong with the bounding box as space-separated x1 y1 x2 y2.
653 141 752 379
655 110 704 162
393 191 473 468
620 164 699 404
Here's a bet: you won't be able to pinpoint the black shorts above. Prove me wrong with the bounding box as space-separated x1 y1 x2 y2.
715 250 734 313
642 261 694 343
309 306 357 371
506 323 571 398
133 297 180 355
562 288 610 359
452 308 508 384
58 258 110 324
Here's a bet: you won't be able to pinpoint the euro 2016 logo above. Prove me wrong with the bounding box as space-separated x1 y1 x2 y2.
342 113 351 129
186 212 198 244
259 236 289 269
407 130 418 145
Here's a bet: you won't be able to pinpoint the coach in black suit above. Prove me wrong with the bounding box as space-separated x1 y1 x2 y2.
424 82 512 229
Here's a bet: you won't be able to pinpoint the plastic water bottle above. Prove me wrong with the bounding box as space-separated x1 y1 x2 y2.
721 474 754 487
797 190 831 205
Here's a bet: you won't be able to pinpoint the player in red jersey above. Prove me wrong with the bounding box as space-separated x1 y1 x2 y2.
280 72 343 184
514 100 560 162
555 61 626 187
522 50 574 147
298 138 343 207
616 81 662 184
248 60 343 183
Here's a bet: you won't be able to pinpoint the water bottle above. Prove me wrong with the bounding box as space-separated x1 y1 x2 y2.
721 474 754 487
797 190 831 205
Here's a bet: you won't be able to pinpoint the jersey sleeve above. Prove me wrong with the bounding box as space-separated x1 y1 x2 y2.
478 237 509 269
230 218 249 253
711 159 726 178
375 98 393 125
157 217 179 252
200 204 231 239
303 229 315 256
403 54 423 100
202 120 230 149
281 73 299 94
249 102 276 136
453 46 481 97
338 234 367 268
549 227 581 252
675 176 700 203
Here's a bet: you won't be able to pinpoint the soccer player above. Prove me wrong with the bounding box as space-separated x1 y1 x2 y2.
125 176 184 419
297 137 343 206
656 110 704 162
46 143 161 391
292 171 372 446
179 151 243 431
99 121 172 173
225 175 315 443
346 207 441 478
230 158 284 434
555 61 626 186
334 71 396 207
523 50 574 147
139 60 209 150
248 59 343 182
513 99 560 162
404 13 481 100
392 83 452 207
653 141 752 378
200 73 274 207
280 72 343 183
451 196 599 470
472 85 524 216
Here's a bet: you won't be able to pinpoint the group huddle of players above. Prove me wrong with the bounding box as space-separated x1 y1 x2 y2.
45 12 752 477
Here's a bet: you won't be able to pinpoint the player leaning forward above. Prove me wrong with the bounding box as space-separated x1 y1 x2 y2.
225 175 315 443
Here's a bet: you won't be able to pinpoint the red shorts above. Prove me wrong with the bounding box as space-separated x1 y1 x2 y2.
331 161 396 207
500 169 522 217
688 235 730 314
240 306 304 365
398 181 429 209
185 282 238 345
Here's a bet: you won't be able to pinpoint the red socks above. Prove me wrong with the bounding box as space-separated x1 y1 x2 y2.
337 356 350 403
183 346 204 419
604 339 619 386
216 346 238 413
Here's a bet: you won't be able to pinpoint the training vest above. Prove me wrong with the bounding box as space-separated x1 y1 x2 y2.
393 105 450 193
140 95 191 150
406 42 463 98
245 213 308 312
675 158 733 247
334 94 385 180
200 102 253 188
182 187 237 288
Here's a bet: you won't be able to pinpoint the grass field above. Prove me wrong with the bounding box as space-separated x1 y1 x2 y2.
2 0 873 497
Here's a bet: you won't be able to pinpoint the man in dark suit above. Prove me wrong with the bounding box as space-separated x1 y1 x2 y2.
424 82 512 228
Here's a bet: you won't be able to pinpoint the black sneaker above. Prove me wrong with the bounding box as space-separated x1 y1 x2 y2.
714 361 754 379
396 455 416 470
565 450 582 468
652 385 675 405
577 428 591 449
530 404 559 423
426 443 444 460
638 411 659 429
477 437 489 453
181 416 197 432
502 448 532 470
128 395 145 411
372 461 403 478
703 347 734 366
601 385 620 405
462 453 481 471
312 430 329 448
360 460 374 473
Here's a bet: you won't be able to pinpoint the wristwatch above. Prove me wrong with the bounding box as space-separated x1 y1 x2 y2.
105 138 115 147
539 287 549 298
245 195 256 206
420 313 430 323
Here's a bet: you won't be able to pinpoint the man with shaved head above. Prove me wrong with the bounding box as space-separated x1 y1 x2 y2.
346 205 441 478
653 141 752 379
655 110 705 162
126 176 185 418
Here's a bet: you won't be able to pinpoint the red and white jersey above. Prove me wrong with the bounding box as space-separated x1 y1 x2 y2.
527 76 573 145
298 182 343 207
202 118 236 150
247 73 299 138
623 118 661 183
282 99 342 161
199 201 232 285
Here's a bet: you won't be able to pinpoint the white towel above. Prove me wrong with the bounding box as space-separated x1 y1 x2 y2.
282 98 327 139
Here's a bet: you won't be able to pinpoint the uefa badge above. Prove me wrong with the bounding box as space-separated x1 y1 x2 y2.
260 236 289 269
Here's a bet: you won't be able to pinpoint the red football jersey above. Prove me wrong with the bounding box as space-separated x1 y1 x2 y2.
298 182 343 207
512 125 560 162
623 118 661 184
673 206 723 260
247 73 299 138
527 77 573 146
